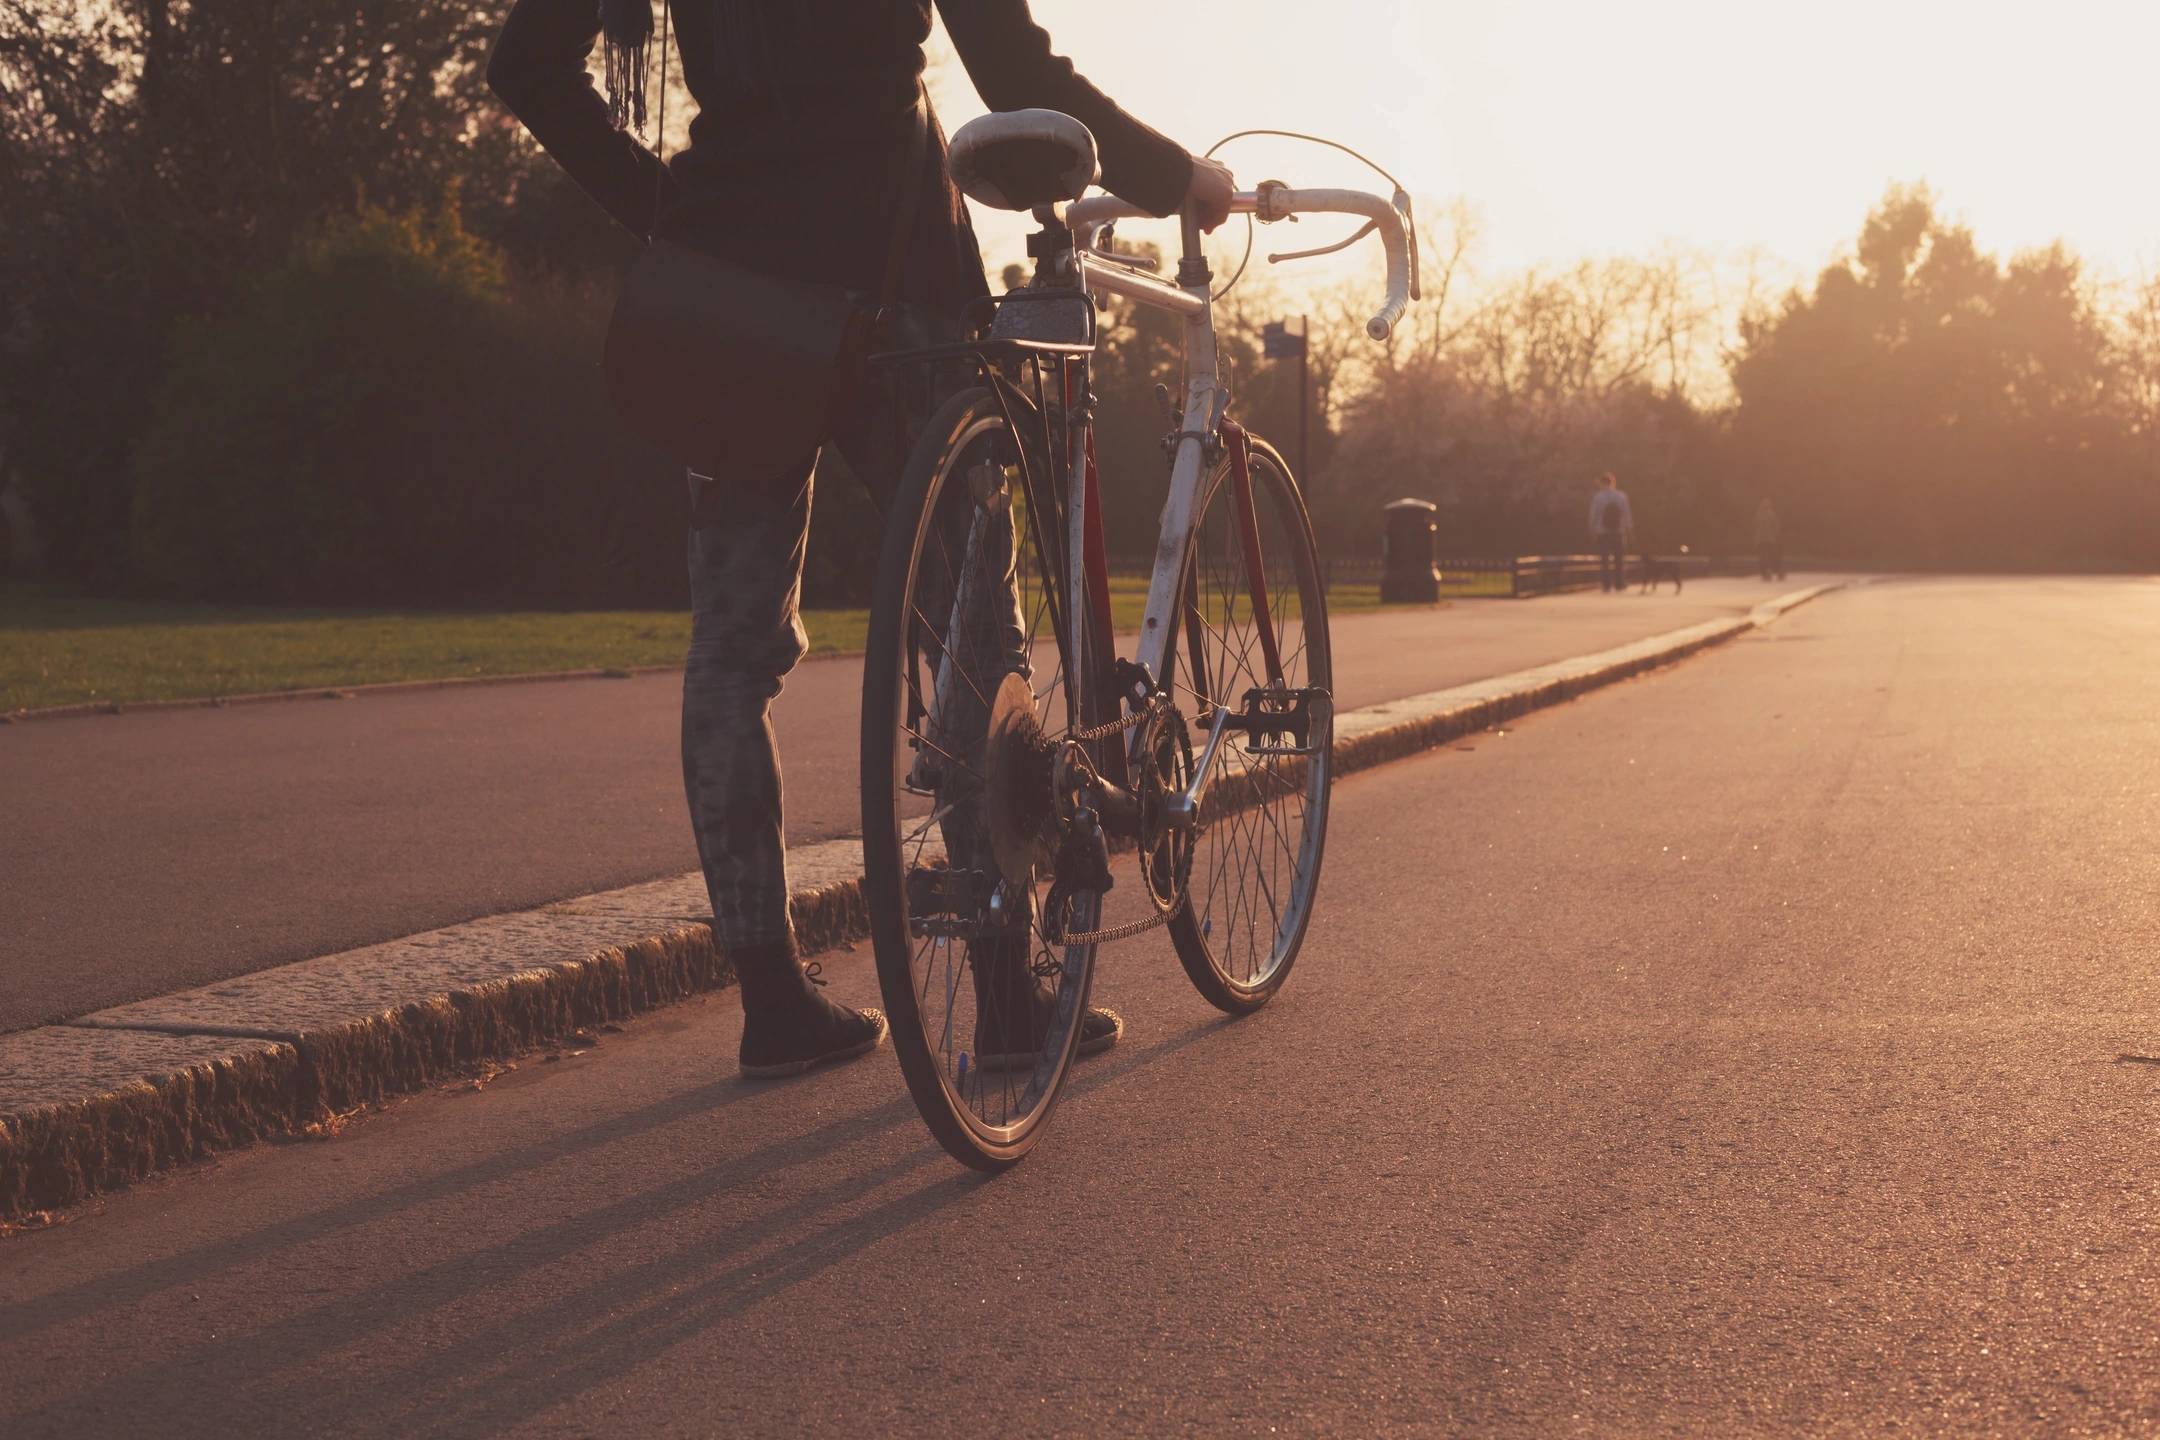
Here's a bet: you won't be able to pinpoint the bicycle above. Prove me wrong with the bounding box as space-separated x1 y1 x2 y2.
861 109 1416 1170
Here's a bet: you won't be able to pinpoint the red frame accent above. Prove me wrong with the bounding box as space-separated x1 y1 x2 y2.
1068 357 1128 783
1081 423 1116 688
1221 422 1285 687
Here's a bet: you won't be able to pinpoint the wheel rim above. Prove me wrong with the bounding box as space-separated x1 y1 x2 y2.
1171 447 1332 994
882 409 1096 1150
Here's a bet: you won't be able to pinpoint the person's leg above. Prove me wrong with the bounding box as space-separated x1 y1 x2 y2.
682 458 885 1076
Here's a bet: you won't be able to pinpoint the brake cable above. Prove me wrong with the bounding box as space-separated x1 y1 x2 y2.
1201 128 1422 303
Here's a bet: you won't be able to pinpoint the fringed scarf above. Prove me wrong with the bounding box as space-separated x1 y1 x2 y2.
600 0 781 134
598 0 654 132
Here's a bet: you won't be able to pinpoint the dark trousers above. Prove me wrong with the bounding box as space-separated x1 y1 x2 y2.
1597 534 1626 591
1759 542 1785 580
681 307 965 949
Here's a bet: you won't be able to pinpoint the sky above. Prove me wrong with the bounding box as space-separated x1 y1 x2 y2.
926 0 2159 295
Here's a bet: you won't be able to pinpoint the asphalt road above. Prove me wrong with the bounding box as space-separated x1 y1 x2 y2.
6 575 2159 1435
0 578 1799 1032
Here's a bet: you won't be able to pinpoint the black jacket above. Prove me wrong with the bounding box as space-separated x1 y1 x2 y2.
487 0 1195 311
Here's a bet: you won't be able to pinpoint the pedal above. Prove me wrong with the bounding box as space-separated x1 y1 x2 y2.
905 866 1001 939
1223 685 1331 756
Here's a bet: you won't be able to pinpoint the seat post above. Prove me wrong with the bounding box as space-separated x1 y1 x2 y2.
1025 204 1074 284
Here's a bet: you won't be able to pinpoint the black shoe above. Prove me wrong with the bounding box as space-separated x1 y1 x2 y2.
966 931 1123 1071
973 995 1123 1073
737 959 889 1079
1077 1004 1123 1058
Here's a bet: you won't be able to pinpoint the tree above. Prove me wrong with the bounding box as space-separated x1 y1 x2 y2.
128 202 682 606
1327 213 1728 558
0 0 563 580
1727 184 2150 569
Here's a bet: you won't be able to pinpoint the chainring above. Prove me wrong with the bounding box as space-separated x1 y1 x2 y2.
1136 701 1196 916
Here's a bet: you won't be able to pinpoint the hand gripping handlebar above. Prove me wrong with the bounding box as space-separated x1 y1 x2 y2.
1066 188 1414 341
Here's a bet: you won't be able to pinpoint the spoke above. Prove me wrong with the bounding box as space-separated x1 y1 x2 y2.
909 602 996 713
900 725 987 785
901 802 956 848
938 939 965 1069
904 818 936 870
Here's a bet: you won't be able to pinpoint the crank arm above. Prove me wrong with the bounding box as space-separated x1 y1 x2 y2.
1164 702 1236 830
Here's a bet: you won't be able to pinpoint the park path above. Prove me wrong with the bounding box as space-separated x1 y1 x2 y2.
5 577 2160 1435
3 577 1805 1032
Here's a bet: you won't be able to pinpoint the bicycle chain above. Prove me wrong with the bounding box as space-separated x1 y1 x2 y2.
1039 699 1180 947
1048 908 1172 948
1064 706 1150 743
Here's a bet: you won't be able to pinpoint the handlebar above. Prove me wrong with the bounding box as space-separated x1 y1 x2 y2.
1066 188 1413 341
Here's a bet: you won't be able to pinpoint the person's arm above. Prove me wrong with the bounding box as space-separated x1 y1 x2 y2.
487 0 677 236
937 0 1194 218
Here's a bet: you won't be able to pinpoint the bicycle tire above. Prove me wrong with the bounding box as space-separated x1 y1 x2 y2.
861 386 1101 1170
1165 433 1333 1014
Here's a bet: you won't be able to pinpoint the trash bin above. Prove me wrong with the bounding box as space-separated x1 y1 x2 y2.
1380 498 1441 603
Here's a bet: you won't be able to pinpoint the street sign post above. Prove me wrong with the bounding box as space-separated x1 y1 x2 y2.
1262 316 1310 486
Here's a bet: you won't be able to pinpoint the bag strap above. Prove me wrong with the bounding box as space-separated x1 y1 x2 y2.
647 0 672 243
872 90 931 313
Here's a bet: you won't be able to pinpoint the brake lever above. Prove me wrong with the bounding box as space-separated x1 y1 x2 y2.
1267 218 1377 266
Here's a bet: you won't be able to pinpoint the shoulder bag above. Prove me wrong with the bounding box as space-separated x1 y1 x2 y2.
602 72 929 479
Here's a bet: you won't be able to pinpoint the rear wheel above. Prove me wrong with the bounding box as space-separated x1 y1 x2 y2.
861 387 1102 1170
1165 434 1333 1014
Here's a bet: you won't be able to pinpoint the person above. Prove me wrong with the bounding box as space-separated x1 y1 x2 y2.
1755 497 1786 580
1588 472 1633 593
488 1 1236 1078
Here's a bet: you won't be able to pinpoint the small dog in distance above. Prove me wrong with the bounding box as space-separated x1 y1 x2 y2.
1637 545 1688 594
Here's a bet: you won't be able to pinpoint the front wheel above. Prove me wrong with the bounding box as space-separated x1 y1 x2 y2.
861 386 1101 1171
1164 433 1333 1014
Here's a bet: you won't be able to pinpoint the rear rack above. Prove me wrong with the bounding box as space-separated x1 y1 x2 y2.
867 335 1092 368
868 285 1099 368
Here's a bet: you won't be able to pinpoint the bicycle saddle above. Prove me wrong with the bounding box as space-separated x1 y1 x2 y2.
946 109 1100 211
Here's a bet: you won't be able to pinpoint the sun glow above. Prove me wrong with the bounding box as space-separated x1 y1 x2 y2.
934 0 2160 290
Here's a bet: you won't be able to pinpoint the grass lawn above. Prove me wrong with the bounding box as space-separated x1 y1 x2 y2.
1 577 1395 713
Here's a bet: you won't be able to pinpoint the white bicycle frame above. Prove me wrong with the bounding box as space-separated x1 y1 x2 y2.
1054 188 1413 724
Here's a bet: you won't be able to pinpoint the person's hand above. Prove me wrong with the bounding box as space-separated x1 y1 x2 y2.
1184 155 1236 232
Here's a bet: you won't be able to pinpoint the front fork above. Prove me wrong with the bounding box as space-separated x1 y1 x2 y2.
1220 421 1286 692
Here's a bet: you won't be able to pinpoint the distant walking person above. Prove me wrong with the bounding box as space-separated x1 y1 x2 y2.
1588 472 1633 592
1755 497 1786 580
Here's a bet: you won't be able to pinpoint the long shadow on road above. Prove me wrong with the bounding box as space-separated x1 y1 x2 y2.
3 1008 1237 1438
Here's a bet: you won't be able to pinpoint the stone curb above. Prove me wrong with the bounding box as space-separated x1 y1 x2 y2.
0 583 1839 1220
